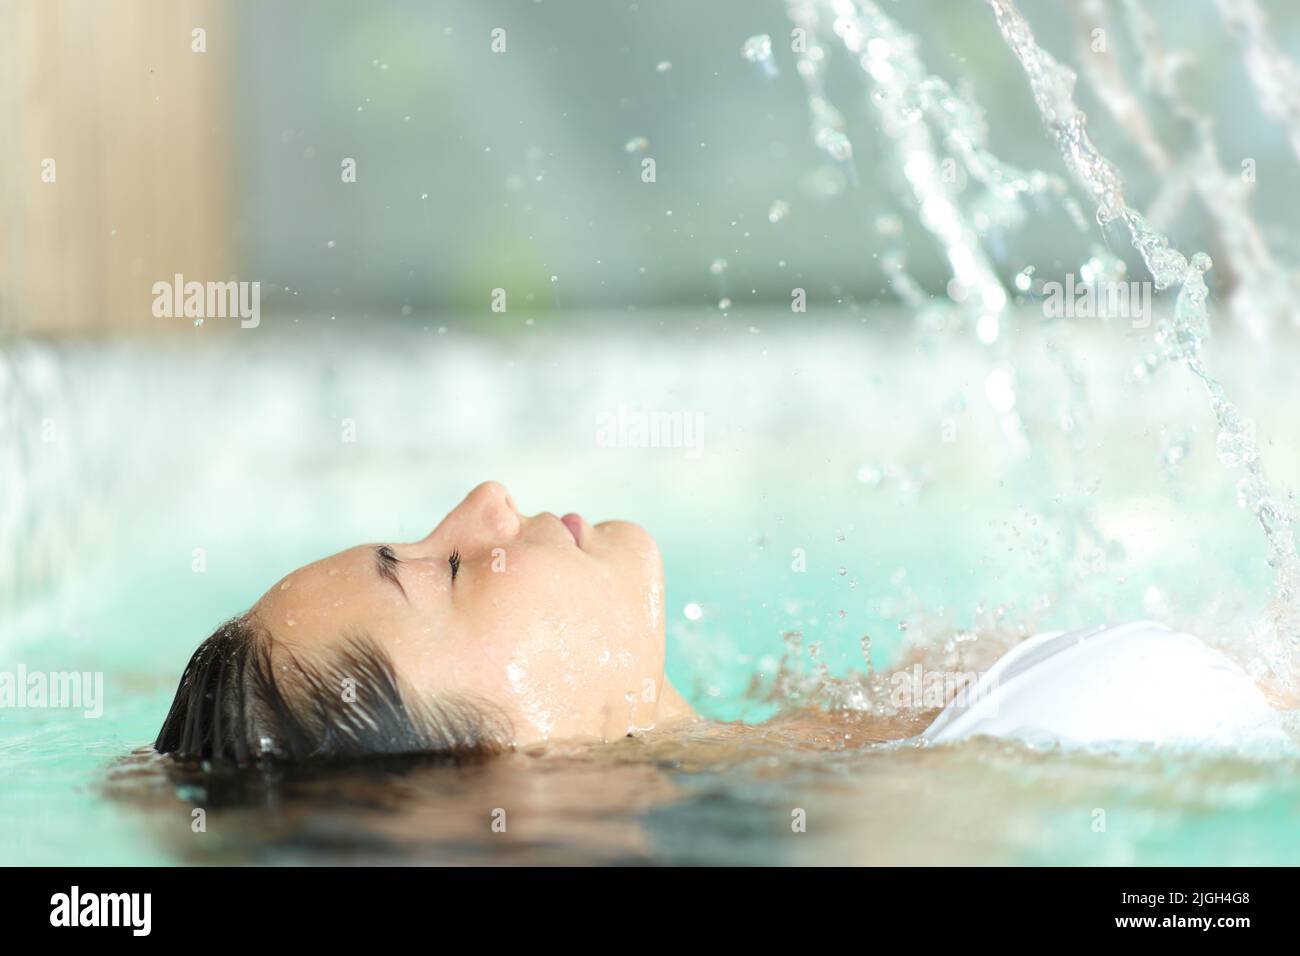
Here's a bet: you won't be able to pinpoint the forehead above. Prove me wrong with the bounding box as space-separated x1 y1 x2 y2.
251 545 394 646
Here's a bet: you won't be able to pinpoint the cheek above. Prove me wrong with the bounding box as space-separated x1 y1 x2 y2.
473 554 664 739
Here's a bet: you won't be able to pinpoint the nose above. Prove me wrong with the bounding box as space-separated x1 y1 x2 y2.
463 480 520 537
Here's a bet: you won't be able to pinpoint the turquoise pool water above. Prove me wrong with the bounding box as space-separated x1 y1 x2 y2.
3 310 1299 864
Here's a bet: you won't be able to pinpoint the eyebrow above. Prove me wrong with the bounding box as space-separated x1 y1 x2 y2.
374 545 409 601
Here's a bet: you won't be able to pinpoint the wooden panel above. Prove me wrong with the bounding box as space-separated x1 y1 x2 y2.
1 0 232 335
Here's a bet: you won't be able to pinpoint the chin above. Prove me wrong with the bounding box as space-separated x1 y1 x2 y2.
599 520 661 560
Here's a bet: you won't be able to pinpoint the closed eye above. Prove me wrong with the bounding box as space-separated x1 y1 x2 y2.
374 545 408 600
448 548 461 582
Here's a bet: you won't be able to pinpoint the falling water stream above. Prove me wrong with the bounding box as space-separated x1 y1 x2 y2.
766 0 1300 707
987 0 1300 695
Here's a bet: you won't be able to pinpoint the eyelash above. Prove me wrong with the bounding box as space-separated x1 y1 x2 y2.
448 548 461 581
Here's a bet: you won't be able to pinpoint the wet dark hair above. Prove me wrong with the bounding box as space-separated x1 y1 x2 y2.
155 617 510 766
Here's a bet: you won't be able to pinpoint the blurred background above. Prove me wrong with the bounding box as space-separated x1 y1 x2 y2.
6 0 1300 331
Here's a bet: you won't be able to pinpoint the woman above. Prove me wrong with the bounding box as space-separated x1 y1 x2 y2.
156 482 1289 765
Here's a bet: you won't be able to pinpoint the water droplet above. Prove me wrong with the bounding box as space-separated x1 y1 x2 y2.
624 136 649 153
741 34 776 77
857 465 882 486
976 313 1000 344
1216 421 1257 467
684 602 703 621
767 199 790 223
815 127 853 162
984 367 1017 413
874 214 902 236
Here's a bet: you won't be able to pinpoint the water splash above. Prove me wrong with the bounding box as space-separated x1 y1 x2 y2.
779 0 1140 601
986 0 1300 687
1105 0 1299 337
793 1 1143 329
786 0 1008 339
756 607 1033 719
762 0 1300 703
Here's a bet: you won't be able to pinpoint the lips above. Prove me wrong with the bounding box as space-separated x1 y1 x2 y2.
560 512 584 546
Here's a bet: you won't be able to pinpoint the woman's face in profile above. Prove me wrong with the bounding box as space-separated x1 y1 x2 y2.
249 481 668 744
